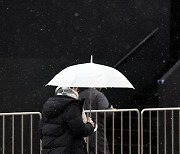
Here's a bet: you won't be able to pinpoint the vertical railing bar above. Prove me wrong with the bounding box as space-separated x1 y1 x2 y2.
39 113 42 154
12 115 15 154
21 115 24 154
121 112 123 154
157 111 159 154
112 112 115 154
179 110 180 154
96 112 98 154
86 112 89 153
129 111 131 154
141 112 144 154
149 111 152 154
164 111 166 154
171 111 174 154
104 112 106 154
137 110 140 154
30 115 33 154
2 115 5 154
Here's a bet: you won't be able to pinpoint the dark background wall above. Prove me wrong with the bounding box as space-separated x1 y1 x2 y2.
0 0 179 112
158 60 180 107
1 1 180 153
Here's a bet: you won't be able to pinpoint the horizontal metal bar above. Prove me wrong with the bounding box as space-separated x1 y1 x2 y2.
0 112 41 116
141 107 180 114
85 109 139 113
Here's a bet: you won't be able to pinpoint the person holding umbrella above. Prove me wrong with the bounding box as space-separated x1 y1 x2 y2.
39 87 95 154
79 88 112 154
44 56 134 154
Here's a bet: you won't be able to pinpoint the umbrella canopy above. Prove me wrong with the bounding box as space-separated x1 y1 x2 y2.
47 57 134 89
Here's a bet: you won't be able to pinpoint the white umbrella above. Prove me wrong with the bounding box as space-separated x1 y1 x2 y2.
47 56 134 118
47 56 134 89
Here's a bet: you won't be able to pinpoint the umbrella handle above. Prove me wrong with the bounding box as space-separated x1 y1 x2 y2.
89 88 92 117
89 110 91 117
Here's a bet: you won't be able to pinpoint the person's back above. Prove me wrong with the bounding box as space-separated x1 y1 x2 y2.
79 88 109 110
79 88 111 154
39 87 94 154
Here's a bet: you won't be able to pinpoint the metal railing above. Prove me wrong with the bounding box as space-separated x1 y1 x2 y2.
85 109 140 154
0 112 41 154
0 107 179 154
141 107 180 154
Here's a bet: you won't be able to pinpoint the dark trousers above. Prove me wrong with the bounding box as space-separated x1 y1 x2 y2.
88 129 111 154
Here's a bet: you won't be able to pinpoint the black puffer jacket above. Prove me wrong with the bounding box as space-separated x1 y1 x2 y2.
39 95 94 154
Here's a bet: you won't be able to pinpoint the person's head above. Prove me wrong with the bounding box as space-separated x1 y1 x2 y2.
55 87 79 99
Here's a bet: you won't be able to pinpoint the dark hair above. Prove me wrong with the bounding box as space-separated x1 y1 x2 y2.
96 88 102 92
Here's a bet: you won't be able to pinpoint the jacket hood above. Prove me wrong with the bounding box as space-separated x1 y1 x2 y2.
42 96 80 118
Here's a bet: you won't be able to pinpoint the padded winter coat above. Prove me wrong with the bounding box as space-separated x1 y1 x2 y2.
39 95 94 154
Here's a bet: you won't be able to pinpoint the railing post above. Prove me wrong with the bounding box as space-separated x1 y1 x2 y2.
30 114 33 154
164 110 166 154
141 111 144 154
121 112 123 154
129 111 131 154
12 115 14 154
157 111 159 154
149 111 151 154
2 115 5 154
112 112 115 154
171 111 174 154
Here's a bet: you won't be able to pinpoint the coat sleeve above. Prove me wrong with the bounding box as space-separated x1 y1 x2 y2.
64 103 94 138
